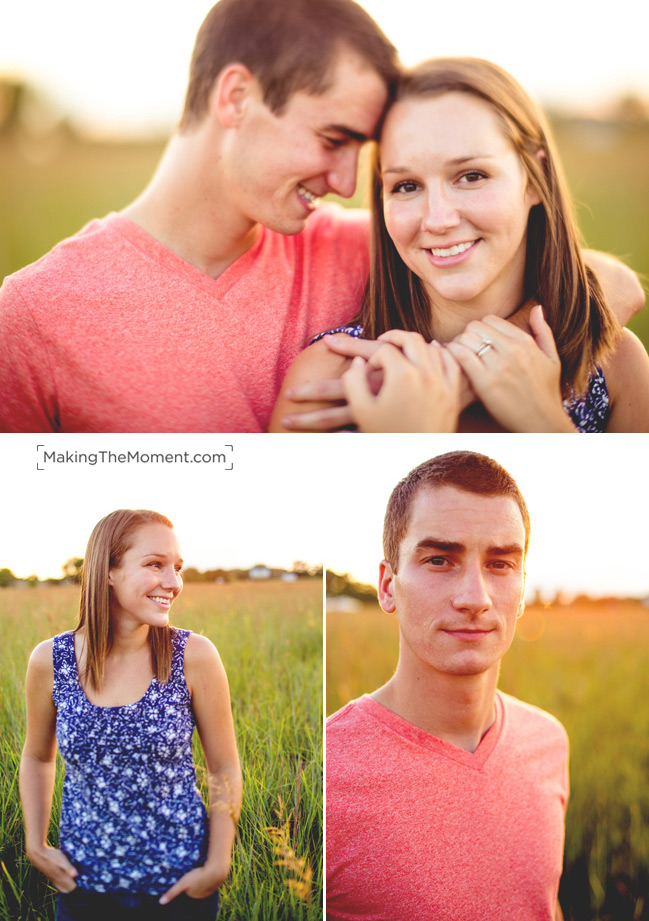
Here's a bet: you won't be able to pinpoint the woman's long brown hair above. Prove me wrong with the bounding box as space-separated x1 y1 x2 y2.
77 509 175 691
357 57 620 393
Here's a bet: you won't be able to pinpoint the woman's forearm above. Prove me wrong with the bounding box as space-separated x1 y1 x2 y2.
204 763 243 875
19 753 57 855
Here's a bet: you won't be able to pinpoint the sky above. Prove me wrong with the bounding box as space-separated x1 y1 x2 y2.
0 435 328 579
2 0 648 137
2 434 648 600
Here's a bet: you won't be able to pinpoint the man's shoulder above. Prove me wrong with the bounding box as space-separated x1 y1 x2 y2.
288 203 369 251
499 690 568 748
327 697 364 729
2 214 119 293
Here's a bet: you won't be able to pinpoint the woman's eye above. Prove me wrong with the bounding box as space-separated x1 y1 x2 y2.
459 170 487 184
391 180 419 194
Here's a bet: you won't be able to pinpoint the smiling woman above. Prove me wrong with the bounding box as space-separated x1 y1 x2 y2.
19 509 241 921
270 57 649 433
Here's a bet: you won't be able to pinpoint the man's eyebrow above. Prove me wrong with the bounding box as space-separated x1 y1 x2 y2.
321 123 369 143
412 539 524 556
489 544 524 557
414 539 465 554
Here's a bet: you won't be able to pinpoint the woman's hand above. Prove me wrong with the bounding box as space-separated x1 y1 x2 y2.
446 305 577 432
159 863 228 904
26 844 78 892
342 329 462 432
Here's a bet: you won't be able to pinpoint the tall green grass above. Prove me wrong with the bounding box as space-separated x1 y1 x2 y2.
0 582 323 921
327 600 649 921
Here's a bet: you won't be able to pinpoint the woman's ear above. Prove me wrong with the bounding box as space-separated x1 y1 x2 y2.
378 560 397 613
210 63 256 128
526 148 546 208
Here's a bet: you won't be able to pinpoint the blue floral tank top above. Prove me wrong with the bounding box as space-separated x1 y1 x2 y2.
311 324 609 433
53 629 208 895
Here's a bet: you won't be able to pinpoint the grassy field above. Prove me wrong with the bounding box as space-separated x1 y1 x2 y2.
1 114 648 346
0 581 323 921
327 599 649 921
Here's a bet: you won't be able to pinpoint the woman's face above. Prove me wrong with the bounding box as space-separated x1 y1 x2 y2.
108 523 183 629
381 91 540 324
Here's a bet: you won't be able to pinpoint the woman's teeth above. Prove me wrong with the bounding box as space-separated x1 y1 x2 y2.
430 241 475 257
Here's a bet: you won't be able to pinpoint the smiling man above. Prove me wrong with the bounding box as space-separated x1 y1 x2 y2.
326 451 568 921
0 0 398 433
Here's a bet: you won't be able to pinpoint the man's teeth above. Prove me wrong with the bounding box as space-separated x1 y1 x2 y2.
297 184 319 205
430 241 474 257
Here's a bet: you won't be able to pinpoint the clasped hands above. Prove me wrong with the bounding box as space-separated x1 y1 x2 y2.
282 304 576 433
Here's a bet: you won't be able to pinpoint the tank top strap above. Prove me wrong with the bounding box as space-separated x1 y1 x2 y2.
169 628 192 697
52 631 78 706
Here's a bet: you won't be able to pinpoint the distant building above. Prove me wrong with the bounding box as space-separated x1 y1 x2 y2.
249 566 272 581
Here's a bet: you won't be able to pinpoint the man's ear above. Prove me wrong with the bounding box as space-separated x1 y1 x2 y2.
516 578 526 619
210 63 256 128
378 560 396 613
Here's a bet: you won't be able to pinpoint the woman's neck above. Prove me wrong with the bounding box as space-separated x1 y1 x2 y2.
427 281 525 343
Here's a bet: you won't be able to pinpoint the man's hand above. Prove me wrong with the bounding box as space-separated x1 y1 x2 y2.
280 336 384 431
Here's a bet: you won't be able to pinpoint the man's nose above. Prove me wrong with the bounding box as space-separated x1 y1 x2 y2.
450 564 492 615
326 147 360 199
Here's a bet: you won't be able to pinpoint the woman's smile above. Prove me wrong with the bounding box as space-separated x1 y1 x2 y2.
381 91 541 330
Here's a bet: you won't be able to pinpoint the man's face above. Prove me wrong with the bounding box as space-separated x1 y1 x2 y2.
379 485 526 679
223 47 388 235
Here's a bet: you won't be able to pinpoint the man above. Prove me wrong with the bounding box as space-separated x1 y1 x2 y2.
0 0 398 432
0 0 642 433
327 451 568 921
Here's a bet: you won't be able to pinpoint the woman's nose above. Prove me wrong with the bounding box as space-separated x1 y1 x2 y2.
421 184 461 234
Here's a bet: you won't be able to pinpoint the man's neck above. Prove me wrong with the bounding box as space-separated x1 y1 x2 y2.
371 662 499 753
122 131 261 280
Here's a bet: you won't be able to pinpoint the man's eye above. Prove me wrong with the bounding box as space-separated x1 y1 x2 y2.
321 136 345 149
426 556 447 567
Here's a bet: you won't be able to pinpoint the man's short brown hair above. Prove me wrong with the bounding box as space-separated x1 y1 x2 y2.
179 0 399 129
383 451 531 570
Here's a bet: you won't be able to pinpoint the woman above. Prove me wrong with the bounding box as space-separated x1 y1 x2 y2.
270 58 649 432
20 509 241 920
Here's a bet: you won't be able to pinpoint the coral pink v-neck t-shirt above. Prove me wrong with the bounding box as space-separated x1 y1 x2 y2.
0 206 368 432
326 692 569 921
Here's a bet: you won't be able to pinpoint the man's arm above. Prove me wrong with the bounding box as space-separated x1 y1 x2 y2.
0 277 57 432
584 250 645 324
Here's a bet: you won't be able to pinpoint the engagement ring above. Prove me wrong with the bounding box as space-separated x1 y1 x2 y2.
476 339 492 358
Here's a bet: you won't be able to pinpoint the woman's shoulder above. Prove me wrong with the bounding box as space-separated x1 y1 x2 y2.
601 329 649 431
269 336 356 431
26 638 56 690
291 335 357 379
184 632 222 670
183 633 226 696
29 637 55 665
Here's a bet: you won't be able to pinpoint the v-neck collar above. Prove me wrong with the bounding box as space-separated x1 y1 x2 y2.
355 692 505 771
